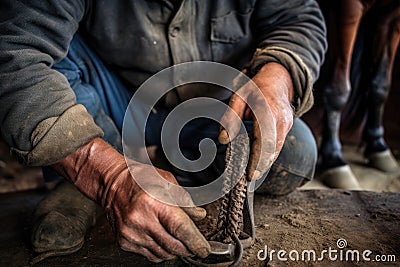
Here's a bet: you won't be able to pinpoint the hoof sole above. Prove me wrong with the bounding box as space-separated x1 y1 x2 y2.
321 165 361 190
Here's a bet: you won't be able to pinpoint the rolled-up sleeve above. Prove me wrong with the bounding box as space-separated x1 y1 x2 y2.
0 0 103 166
247 0 327 116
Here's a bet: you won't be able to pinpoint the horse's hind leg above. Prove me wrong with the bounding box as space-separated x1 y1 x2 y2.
362 2 400 172
318 0 364 189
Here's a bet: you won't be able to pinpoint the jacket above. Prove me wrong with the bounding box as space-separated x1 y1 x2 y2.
0 0 326 166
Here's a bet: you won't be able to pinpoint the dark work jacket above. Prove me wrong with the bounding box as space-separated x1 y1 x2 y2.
0 0 326 166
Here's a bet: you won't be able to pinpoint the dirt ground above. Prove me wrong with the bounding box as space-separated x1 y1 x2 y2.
0 143 399 267
245 190 400 267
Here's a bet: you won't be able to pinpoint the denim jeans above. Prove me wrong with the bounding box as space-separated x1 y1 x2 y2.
45 34 317 195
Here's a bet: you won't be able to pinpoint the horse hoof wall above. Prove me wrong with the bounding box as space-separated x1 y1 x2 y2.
321 165 362 190
367 150 399 173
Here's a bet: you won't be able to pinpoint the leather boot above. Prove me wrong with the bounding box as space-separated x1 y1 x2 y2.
30 181 99 264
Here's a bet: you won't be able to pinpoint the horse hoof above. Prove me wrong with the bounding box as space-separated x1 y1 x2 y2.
320 165 362 190
367 150 399 173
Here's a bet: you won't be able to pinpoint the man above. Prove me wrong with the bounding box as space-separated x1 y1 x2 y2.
0 0 326 263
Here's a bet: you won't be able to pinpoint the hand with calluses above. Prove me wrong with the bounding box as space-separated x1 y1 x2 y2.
219 63 295 180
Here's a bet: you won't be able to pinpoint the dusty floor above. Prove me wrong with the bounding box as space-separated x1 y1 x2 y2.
0 144 399 267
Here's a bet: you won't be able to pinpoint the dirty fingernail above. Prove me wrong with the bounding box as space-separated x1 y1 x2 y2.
218 130 230 144
196 207 207 216
189 207 206 221
198 247 211 258
251 170 261 180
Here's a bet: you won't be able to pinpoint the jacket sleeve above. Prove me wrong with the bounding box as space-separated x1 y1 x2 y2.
247 0 327 117
0 0 103 166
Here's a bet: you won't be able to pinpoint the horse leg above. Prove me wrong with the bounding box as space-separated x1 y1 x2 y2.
319 0 364 189
362 2 400 172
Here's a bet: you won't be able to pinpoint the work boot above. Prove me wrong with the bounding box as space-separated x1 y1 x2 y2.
30 181 99 264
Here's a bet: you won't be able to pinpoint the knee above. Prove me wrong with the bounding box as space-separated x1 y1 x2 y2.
278 119 318 178
369 83 389 105
323 82 351 111
255 119 317 196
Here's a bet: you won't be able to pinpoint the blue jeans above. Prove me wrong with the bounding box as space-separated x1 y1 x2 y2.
46 34 317 194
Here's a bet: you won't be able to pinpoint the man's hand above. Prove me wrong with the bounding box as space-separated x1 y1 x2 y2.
52 138 211 262
219 63 295 180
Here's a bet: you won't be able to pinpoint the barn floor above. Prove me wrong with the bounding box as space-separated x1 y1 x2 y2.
0 144 399 267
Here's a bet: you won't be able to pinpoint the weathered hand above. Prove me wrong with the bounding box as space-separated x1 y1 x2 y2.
219 63 294 180
105 164 210 262
52 138 210 262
